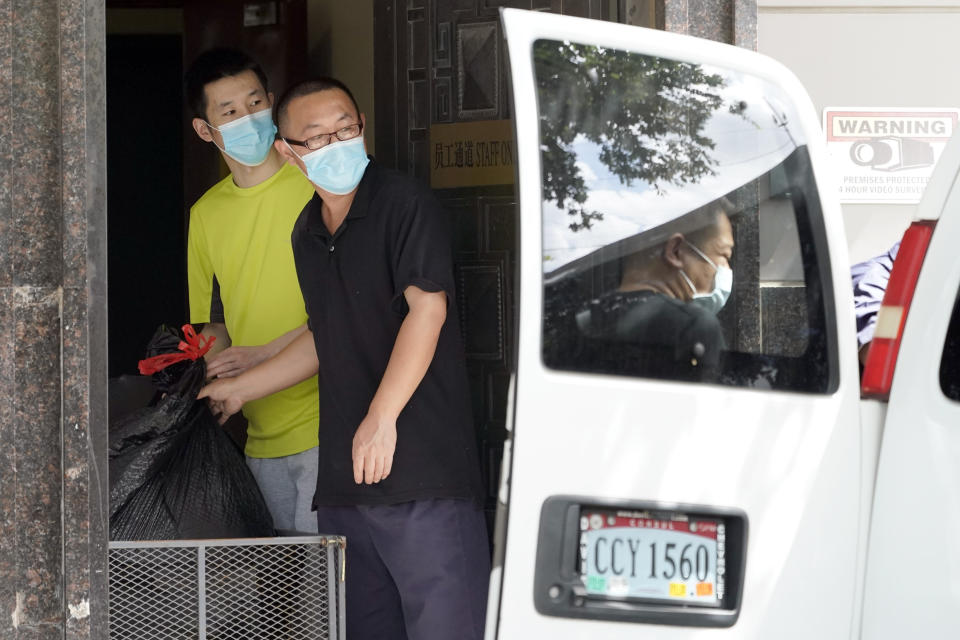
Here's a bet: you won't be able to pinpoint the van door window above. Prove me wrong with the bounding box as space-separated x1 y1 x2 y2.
940 291 960 400
536 39 836 393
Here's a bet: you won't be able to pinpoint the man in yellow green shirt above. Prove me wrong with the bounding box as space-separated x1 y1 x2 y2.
184 48 319 532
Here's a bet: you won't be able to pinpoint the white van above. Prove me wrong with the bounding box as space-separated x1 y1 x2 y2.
485 8 960 639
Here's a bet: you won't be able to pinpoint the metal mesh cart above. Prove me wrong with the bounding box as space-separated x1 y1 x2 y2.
108 535 346 640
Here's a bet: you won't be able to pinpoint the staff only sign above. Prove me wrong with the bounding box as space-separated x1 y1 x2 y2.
824 108 959 203
430 119 514 189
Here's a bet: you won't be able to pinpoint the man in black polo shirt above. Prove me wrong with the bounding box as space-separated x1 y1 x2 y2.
198 78 488 640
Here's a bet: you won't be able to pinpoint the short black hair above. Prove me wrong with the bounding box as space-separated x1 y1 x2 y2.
184 48 269 121
684 196 736 248
619 196 736 269
274 77 361 132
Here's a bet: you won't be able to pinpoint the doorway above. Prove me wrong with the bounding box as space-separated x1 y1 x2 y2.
106 31 185 377
103 0 645 546
106 1 312 381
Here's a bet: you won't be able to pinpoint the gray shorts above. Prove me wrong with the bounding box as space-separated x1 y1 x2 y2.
246 446 319 534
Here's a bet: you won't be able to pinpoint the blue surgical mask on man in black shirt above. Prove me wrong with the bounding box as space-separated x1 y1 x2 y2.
286 137 370 195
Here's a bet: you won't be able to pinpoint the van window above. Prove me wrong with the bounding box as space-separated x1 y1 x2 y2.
536 40 836 393
940 291 960 400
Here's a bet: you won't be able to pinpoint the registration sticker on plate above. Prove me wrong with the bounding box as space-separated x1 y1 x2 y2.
579 509 725 606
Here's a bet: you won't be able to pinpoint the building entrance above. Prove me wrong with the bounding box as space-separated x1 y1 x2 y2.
105 0 640 524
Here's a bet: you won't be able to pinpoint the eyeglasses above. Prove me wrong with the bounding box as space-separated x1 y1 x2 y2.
282 122 363 151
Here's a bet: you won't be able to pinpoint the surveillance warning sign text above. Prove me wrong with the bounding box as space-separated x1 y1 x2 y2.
823 108 960 204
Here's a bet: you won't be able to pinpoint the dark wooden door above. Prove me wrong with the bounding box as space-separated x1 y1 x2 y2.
182 0 309 211
374 0 615 524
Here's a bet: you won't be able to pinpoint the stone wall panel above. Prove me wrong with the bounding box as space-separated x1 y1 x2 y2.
11 0 62 289
12 289 63 636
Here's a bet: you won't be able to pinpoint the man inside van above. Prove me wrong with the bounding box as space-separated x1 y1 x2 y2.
184 48 319 533
197 77 489 640
575 199 734 377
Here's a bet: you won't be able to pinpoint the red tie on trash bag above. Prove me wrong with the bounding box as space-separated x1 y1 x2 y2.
137 324 216 375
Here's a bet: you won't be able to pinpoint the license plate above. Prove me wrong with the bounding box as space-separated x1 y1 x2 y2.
579 508 725 606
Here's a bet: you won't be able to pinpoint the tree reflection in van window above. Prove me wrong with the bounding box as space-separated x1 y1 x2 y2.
534 40 745 233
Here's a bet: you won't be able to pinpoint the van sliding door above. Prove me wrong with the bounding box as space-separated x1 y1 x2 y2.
492 8 863 639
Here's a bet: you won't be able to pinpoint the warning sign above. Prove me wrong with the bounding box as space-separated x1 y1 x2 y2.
823 108 959 204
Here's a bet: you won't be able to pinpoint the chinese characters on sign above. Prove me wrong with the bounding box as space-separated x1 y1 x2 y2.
430 119 515 188
823 108 960 204
434 138 511 171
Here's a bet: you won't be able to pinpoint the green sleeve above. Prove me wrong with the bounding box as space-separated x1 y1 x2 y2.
186 209 214 325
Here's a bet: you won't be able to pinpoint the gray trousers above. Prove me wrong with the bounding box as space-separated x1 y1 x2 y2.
246 445 319 534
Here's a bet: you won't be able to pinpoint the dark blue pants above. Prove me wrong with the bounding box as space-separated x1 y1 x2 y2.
316 499 490 640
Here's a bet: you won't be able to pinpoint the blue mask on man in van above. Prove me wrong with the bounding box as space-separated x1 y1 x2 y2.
680 240 733 315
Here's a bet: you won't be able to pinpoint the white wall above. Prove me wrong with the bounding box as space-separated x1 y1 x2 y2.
758 0 960 263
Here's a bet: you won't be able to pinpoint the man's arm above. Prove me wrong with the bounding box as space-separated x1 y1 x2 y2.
198 328 319 423
352 285 447 486
206 324 308 378
201 322 231 359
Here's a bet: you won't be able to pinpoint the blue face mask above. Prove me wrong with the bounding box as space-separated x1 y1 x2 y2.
290 137 369 195
680 240 733 315
207 109 277 167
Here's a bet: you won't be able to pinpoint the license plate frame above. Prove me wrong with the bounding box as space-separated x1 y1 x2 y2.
534 495 748 628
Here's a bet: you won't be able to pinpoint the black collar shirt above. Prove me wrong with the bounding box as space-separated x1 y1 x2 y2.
291 159 483 506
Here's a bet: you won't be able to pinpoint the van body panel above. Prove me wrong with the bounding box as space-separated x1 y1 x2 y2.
861 133 960 638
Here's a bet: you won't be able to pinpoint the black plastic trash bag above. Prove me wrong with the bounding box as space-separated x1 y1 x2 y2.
109 324 275 540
